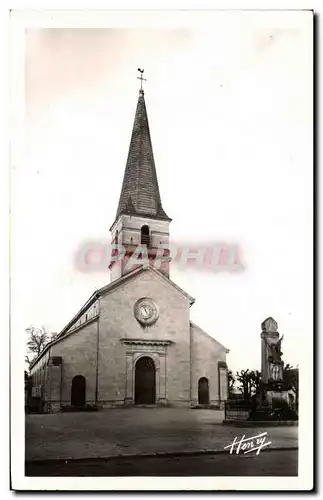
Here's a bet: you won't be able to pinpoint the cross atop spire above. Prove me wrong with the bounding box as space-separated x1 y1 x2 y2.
137 68 147 93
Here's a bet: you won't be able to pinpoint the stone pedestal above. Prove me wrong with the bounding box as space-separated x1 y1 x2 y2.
266 390 290 406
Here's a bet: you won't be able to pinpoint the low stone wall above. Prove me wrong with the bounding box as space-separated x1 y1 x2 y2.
191 404 221 410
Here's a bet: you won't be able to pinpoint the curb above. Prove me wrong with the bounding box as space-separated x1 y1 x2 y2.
26 447 298 466
222 420 298 427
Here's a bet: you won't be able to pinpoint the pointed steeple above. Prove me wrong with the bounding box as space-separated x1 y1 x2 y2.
115 89 171 222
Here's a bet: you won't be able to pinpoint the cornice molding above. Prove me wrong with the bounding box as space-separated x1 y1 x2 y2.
120 339 173 347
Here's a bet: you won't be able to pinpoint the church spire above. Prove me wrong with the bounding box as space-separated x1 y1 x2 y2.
114 72 171 223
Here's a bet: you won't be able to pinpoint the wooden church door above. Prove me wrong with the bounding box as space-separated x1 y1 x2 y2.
135 356 156 404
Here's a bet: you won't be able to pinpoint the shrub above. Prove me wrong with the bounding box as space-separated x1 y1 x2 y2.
270 400 298 421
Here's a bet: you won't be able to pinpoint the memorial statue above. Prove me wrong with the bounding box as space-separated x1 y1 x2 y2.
260 317 289 405
263 334 284 383
271 363 281 381
266 335 284 363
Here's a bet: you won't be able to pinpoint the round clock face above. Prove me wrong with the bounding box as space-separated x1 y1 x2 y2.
134 298 159 326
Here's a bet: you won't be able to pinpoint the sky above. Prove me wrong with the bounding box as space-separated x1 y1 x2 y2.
11 12 313 374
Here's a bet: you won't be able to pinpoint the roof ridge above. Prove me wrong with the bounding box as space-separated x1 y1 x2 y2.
30 265 195 368
190 320 230 352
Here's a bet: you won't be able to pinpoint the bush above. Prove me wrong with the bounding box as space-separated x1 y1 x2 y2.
270 400 298 421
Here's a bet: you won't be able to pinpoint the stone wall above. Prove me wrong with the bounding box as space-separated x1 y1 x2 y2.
190 322 227 406
50 318 98 405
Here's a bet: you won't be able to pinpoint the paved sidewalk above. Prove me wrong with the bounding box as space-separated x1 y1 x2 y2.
25 408 298 462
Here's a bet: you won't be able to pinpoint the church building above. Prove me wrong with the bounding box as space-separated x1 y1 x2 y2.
30 83 229 411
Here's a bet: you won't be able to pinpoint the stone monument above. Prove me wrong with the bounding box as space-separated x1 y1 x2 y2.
260 317 289 405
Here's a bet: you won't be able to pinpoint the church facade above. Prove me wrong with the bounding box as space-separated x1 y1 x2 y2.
30 87 229 411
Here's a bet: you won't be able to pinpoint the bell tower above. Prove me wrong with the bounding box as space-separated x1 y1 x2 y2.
109 71 172 282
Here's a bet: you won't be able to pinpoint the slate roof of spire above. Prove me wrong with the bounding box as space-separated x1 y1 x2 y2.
114 90 171 224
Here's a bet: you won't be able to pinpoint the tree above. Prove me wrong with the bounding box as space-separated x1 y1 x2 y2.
236 369 252 400
25 326 58 368
236 369 262 400
249 370 262 394
283 364 299 403
227 370 236 398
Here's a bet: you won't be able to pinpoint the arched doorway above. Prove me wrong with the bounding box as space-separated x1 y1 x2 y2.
135 356 156 404
198 377 210 405
71 375 86 407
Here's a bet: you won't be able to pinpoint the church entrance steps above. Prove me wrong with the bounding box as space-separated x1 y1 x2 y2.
25 408 298 462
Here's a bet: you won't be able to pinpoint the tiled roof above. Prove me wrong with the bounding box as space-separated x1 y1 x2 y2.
115 90 171 223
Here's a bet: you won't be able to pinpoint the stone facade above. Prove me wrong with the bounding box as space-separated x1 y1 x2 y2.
30 267 229 410
29 89 229 411
97 269 191 406
50 319 98 407
190 322 228 406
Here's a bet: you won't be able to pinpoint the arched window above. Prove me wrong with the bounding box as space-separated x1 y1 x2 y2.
141 225 150 246
114 229 119 245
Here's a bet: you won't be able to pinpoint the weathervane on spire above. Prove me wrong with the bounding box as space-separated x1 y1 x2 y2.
137 68 147 93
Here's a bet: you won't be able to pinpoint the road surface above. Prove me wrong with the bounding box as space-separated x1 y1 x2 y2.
26 449 298 477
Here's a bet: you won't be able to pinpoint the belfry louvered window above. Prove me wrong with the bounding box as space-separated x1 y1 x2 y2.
141 225 150 247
